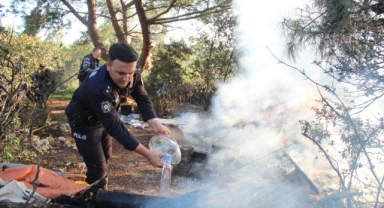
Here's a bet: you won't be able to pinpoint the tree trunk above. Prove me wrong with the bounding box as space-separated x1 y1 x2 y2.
87 0 108 60
106 0 127 43
134 0 152 71
121 0 134 44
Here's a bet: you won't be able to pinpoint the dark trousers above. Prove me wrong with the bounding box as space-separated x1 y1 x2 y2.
70 124 112 184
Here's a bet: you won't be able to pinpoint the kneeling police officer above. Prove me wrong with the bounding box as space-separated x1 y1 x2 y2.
65 42 171 185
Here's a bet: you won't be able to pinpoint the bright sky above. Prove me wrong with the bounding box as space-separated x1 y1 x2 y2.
1 0 86 44
1 0 20 29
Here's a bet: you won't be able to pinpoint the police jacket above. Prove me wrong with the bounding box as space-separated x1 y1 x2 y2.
77 53 100 82
66 64 157 151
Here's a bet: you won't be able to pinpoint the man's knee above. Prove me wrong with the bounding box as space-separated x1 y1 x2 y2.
77 141 108 184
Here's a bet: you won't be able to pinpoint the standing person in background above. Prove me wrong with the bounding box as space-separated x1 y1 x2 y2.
65 42 171 188
77 47 102 85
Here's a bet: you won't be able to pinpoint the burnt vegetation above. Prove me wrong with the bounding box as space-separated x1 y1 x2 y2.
280 0 384 207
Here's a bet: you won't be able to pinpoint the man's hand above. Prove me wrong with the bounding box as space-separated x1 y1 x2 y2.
146 150 168 168
148 118 171 135
135 144 168 168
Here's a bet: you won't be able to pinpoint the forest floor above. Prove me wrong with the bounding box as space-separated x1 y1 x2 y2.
1 99 327 207
37 99 203 197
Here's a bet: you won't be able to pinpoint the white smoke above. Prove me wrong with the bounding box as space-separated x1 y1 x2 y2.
162 0 344 207
145 0 384 207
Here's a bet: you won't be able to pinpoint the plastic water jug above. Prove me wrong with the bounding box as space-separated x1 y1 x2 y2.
149 135 181 165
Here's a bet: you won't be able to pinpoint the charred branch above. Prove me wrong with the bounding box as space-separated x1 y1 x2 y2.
281 149 319 194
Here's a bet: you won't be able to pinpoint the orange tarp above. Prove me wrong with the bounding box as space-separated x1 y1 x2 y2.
0 165 85 198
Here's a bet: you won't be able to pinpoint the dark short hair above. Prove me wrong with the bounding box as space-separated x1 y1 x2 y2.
92 47 101 52
108 43 138 63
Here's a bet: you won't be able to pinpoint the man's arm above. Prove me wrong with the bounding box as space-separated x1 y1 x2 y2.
130 74 170 135
87 91 167 168
81 57 93 73
130 75 157 121
87 91 140 151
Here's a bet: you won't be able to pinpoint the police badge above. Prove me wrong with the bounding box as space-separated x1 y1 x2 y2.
101 101 112 113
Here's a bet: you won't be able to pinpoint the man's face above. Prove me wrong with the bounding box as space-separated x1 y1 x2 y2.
93 49 102 59
106 59 136 89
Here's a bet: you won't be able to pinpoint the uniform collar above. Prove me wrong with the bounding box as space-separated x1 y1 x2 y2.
102 67 136 97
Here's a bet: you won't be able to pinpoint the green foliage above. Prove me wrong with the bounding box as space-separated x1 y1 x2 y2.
190 10 239 109
50 91 74 100
3 150 13 162
0 28 74 163
10 137 20 147
145 40 194 115
4 138 20 162
146 9 239 114
1 137 37 163
10 0 68 36
7 33 73 74
10 0 231 70
281 0 384 101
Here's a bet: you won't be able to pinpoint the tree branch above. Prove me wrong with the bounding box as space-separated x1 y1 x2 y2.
60 0 88 25
146 0 177 24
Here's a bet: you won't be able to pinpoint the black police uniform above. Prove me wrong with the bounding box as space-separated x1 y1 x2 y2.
65 64 156 184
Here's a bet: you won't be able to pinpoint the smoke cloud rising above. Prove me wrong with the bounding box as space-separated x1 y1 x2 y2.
154 0 341 207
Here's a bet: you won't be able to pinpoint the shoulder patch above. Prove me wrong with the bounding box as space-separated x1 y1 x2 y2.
101 101 112 113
